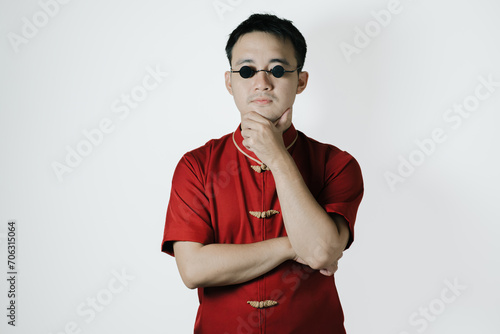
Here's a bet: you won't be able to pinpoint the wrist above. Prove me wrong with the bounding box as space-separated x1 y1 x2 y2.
278 236 296 261
267 149 293 173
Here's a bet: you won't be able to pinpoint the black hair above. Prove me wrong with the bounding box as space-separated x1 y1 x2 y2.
225 13 307 72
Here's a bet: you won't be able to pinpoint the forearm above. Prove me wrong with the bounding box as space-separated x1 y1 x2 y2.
173 237 294 289
269 152 349 270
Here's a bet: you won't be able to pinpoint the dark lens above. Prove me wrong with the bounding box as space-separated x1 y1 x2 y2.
271 65 285 78
239 66 254 79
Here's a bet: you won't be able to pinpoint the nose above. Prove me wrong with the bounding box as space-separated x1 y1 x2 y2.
253 70 273 91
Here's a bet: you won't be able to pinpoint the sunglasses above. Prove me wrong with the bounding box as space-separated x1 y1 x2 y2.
230 65 302 79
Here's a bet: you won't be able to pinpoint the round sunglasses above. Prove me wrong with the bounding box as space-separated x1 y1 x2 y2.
231 65 302 79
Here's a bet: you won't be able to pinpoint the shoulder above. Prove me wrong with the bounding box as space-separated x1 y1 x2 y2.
297 131 364 199
297 130 358 166
183 132 232 162
174 132 234 178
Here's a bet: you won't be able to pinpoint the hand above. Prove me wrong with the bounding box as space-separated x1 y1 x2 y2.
318 261 339 277
294 252 343 277
240 108 292 167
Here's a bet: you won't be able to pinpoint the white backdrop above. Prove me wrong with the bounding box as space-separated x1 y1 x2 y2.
1 0 499 333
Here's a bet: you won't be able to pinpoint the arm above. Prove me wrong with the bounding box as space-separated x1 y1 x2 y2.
173 237 295 289
240 110 350 274
272 157 350 274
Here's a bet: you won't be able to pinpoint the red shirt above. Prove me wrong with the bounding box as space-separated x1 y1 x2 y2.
162 124 364 333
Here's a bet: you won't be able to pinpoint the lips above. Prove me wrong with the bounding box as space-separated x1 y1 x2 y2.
252 98 272 105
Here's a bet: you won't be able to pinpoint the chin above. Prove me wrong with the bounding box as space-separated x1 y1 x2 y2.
255 108 281 121
240 106 282 122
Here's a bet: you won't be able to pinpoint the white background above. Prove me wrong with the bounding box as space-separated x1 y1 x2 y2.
1 0 499 333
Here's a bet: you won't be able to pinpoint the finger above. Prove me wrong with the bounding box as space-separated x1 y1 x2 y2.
321 261 339 276
241 118 258 129
240 128 251 138
320 269 334 276
240 127 259 140
243 111 271 125
241 117 267 132
241 138 254 151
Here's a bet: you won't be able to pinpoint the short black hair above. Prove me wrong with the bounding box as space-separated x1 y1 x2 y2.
225 13 307 72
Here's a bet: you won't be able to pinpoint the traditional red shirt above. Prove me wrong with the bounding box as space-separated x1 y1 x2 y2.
162 124 364 333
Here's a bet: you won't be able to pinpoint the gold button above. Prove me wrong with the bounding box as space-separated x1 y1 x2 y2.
250 163 270 173
247 300 278 309
249 210 280 219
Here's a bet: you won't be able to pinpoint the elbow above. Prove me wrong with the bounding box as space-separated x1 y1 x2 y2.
307 251 331 271
182 278 198 290
173 241 208 289
307 244 344 270
178 267 203 290
184 282 199 290
181 278 201 290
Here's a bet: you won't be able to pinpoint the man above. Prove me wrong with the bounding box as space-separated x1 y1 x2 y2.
161 13 364 333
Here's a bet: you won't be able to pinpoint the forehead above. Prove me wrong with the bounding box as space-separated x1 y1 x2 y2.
231 31 296 66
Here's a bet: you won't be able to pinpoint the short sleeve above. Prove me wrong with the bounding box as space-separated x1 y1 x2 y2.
161 153 214 256
318 151 364 249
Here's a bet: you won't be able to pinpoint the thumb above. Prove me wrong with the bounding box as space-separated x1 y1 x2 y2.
274 108 292 130
320 269 334 276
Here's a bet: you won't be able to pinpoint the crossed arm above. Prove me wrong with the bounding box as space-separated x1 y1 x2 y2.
174 237 294 289
173 110 350 289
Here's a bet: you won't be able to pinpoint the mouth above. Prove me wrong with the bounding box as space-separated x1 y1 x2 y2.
251 99 272 105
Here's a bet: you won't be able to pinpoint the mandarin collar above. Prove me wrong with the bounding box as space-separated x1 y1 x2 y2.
232 123 298 163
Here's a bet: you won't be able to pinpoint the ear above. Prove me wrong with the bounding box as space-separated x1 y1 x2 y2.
296 71 309 94
224 71 233 95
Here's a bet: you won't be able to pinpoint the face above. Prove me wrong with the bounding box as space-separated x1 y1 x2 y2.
225 31 308 124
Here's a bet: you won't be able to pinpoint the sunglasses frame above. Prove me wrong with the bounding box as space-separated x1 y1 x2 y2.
230 65 302 79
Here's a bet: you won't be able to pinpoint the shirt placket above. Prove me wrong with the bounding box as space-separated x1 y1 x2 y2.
245 165 280 334
232 127 294 332
260 169 266 333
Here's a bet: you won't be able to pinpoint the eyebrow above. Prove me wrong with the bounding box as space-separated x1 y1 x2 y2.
270 58 291 66
235 58 291 66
